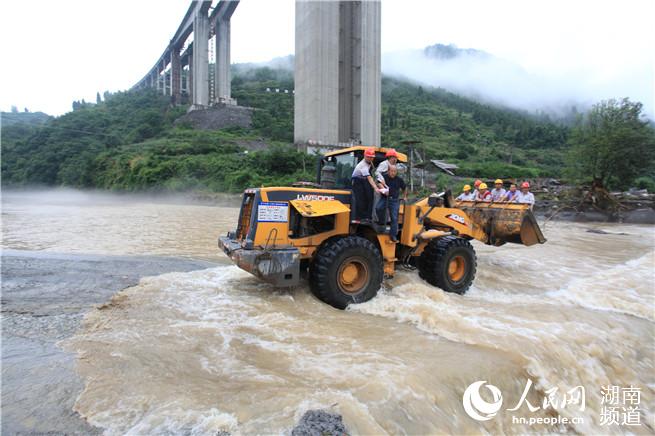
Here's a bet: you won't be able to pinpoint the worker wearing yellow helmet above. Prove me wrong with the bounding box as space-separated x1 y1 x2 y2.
456 184 475 201
476 182 491 201
490 179 506 202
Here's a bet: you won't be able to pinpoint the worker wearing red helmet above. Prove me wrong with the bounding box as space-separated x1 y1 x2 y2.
513 181 535 209
472 179 483 199
351 147 382 221
375 148 399 185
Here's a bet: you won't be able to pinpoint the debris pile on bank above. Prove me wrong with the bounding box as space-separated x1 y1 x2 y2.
531 178 655 224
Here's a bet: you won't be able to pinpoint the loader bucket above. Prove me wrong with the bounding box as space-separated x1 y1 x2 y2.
456 202 547 246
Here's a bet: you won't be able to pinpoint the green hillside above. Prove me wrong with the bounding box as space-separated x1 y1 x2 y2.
2 66 651 193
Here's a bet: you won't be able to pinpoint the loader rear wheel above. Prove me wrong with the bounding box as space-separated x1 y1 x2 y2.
418 236 476 295
309 236 383 309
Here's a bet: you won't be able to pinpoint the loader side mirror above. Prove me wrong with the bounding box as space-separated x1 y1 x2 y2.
428 194 440 207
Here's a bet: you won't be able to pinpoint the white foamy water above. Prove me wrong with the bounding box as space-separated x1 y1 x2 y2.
3 190 654 434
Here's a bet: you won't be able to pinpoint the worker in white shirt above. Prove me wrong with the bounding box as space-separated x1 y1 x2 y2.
490 179 507 202
456 184 475 201
351 148 382 221
375 148 399 185
513 181 535 209
472 179 482 199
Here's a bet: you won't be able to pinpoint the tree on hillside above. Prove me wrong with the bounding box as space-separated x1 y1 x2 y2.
566 98 655 190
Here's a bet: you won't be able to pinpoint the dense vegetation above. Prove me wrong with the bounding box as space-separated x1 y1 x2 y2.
2 66 653 193
380 77 569 179
566 98 655 191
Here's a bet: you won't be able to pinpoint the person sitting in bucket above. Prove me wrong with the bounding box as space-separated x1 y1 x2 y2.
476 182 491 201
513 181 535 209
472 179 482 199
502 184 518 202
456 184 475 201
490 179 506 202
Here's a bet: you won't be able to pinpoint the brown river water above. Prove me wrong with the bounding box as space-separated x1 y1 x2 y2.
2 190 654 435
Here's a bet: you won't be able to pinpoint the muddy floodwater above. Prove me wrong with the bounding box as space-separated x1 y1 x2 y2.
2 190 654 435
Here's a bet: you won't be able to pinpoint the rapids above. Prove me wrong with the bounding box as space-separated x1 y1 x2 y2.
3 190 653 434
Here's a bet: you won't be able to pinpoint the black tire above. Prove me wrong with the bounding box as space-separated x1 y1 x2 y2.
418 236 476 294
309 236 383 309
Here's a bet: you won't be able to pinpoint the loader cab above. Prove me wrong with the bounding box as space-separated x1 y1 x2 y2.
317 146 408 189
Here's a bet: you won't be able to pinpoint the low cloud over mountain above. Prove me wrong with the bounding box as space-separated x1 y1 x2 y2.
382 43 653 119
239 43 653 119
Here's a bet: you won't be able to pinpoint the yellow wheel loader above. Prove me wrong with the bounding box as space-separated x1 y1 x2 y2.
218 146 546 309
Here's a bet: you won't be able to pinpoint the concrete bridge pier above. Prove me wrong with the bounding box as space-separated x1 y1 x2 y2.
191 3 210 108
214 0 239 105
170 44 182 103
294 0 381 148
188 51 194 101
162 60 168 96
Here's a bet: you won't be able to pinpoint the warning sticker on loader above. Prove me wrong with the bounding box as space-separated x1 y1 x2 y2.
257 202 288 222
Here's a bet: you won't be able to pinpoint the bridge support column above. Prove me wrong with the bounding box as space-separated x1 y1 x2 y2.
294 0 381 147
162 60 168 96
215 18 232 104
214 1 239 105
192 6 210 108
188 52 193 100
171 45 181 104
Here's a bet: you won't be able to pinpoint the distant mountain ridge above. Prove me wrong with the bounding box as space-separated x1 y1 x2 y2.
1 111 51 127
423 43 490 60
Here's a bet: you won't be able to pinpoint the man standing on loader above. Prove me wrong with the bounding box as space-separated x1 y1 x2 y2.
351 147 382 221
375 148 399 184
376 165 407 242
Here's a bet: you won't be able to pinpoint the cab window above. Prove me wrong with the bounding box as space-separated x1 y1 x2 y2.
320 151 358 189
334 152 358 188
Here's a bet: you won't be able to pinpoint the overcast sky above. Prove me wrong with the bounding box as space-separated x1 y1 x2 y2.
1 0 653 116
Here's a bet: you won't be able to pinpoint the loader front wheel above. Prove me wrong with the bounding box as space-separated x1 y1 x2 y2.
309 236 383 309
418 236 476 295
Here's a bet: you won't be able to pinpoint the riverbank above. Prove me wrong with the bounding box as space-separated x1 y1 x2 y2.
1 250 216 435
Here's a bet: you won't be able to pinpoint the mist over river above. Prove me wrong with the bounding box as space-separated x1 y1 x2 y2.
2 190 654 435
